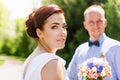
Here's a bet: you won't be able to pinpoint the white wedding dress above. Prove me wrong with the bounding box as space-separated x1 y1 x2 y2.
23 45 69 80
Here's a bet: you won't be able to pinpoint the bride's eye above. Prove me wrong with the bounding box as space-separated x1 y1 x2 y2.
62 25 68 29
51 25 58 29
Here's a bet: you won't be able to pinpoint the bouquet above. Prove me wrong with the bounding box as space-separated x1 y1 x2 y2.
78 57 112 80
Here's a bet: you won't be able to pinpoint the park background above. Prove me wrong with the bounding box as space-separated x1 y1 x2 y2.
0 0 120 68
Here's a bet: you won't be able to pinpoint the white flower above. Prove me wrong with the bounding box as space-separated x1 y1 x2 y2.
82 73 87 77
92 67 97 72
101 69 106 77
82 65 87 71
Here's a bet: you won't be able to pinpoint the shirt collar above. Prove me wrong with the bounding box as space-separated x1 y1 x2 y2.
89 33 106 46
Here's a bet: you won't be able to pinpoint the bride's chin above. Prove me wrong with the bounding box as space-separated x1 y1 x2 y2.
58 46 65 49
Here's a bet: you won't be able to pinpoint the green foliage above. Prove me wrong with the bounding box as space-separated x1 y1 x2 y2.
1 17 36 57
15 30 29 57
1 37 16 55
0 0 10 53
0 0 36 57
0 59 5 66
105 0 120 41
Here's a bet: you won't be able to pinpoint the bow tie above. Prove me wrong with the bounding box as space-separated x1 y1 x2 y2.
88 40 100 47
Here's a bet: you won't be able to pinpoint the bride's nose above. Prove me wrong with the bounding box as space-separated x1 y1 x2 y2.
59 27 67 37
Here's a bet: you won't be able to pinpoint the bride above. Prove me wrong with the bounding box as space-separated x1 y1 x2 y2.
23 4 69 80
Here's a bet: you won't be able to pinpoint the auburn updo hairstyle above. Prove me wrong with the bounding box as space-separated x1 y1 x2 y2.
25 4 64 38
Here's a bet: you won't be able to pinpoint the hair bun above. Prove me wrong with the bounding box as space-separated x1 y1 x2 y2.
25 14 38 38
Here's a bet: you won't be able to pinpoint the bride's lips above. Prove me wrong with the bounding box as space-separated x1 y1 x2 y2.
57 38 66 42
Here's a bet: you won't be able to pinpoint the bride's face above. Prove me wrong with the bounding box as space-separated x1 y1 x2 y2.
37 13 67 52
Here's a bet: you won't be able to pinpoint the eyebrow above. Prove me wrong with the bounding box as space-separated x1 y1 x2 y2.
51 22 60 25
51 22 66 26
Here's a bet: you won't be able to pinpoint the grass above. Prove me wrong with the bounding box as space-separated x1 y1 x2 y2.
10 55 26 62
0 59 5 66
0 54 26 62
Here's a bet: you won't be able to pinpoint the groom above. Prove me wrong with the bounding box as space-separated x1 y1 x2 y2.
67 4 120 80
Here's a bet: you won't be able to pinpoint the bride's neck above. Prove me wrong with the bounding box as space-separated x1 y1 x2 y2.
38 40 56 54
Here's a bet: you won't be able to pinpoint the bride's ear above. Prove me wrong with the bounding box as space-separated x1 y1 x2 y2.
36 28 42 39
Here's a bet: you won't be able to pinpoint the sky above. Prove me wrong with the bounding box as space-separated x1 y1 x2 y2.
3 0 42 19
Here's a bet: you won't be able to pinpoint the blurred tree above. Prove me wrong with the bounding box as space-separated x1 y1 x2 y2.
0 0 37 57
0 0 10 53
105 0 120 41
